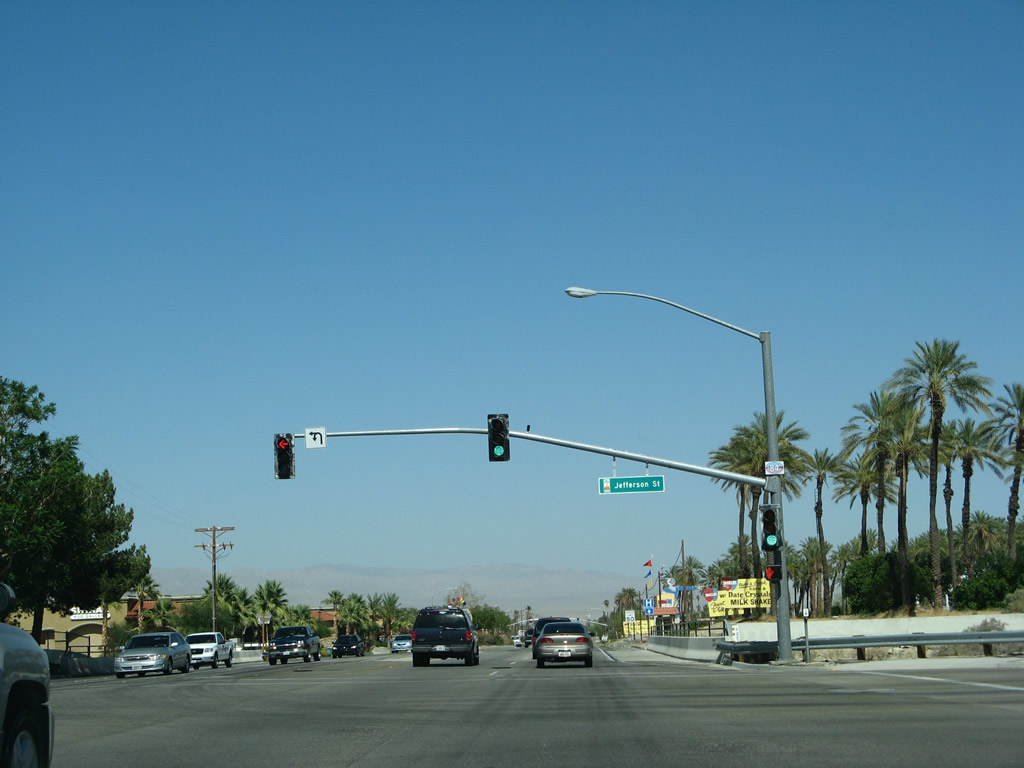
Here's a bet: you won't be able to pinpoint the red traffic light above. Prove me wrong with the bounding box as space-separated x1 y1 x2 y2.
277 436 291 450
765 565 783 583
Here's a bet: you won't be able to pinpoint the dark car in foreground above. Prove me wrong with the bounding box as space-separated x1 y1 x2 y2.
0 582 54 768
534 621 594 668
410 606 479 666
332 635 366 657
114 631 192 677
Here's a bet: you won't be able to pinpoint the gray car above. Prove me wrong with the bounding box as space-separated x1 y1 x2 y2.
115 631 192 678
534 621 594 668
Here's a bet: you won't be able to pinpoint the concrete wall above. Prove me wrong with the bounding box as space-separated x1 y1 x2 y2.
729 613 1024 642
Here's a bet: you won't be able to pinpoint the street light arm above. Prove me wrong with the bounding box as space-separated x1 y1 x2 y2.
565 287 760 341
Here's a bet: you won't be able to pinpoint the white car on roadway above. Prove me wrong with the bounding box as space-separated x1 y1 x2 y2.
186 632 234 669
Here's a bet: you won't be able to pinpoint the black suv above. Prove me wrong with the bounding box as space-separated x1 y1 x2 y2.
531 617 571 659
332 634 366 657
410 606 480 666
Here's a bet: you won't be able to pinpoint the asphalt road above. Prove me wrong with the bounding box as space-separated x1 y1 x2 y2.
50 645 1024 767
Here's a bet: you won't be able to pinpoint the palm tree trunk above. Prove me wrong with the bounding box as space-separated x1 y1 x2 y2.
1008 433 1022 561
928 407 944 609
961 457 975 576
859 487 870 557
943 465 957 587
897 458 914 616
875 451 888 554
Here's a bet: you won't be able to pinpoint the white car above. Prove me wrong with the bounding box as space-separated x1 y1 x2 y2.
186 632 234 669
513 636 523 647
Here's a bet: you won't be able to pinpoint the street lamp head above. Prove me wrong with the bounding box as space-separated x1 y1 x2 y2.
565 286 598 298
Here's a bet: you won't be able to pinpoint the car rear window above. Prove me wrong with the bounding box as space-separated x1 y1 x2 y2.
540 623 586 635
188 634 216 644
414 610 469 630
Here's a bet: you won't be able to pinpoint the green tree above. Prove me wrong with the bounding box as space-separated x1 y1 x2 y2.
843 389 901 555
889 400 928 613
888 339 993 608
809 448 841 616
954 418 1003 576
131 573 161 633
990 383 1024 560
338 593 369 634
326 590 345 637
147 598 180 630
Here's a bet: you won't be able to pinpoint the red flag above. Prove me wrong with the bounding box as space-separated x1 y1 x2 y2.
643 560 652 567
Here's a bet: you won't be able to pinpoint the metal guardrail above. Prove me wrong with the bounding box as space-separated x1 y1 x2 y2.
714 631 1024 662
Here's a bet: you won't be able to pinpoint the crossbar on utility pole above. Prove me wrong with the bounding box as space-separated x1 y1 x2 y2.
195 526 235 633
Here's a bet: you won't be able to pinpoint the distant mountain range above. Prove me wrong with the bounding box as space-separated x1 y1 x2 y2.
152 562 632 619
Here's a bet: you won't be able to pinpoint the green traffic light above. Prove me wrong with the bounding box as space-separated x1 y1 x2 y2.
493 446 505 457
765 534 778 547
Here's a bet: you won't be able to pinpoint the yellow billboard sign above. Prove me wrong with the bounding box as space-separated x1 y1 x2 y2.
702 579 772 617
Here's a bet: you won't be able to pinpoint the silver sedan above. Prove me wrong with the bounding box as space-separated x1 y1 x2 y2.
114 631 192 678
534 622 594 668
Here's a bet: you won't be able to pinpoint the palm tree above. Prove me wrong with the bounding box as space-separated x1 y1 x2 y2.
890 401 928 613
709 437 755 578
842 389 901 555
834 452 894 557
326 590 345 637
366 593 384 644
809 448 841 616
954 418 1003 575
147 598 179 630
989 383 1024 560
339 593 369 634
131 573 160 632
888 338 993 608
254 580 288 644
379 593 401 639
224 587 255 643
965 510 1004 564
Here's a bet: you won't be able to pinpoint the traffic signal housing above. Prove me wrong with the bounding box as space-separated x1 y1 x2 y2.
760 504 781 551
275 433 295 479
487 414 510 462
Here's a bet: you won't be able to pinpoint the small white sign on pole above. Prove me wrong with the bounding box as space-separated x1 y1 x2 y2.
764 461 785 476
305 427 327 448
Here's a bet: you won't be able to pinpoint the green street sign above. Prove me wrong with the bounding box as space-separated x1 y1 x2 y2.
598 476 665 494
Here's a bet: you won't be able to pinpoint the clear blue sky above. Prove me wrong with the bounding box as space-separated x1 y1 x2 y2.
3 2 1021 593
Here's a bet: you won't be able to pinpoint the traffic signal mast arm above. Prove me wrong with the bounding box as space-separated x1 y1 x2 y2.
291 426 767 488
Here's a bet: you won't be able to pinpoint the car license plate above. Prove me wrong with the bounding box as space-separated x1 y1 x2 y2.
558 649 572 658
433 645 447 652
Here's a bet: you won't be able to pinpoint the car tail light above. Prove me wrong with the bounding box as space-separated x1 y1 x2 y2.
575 637 590 644
538 637 553 644
465 630 472 642
410 631 417 641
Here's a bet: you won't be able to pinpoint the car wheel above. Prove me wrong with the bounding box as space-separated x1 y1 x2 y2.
303 653 311 662
464 651 473 666
584 656 593 668
211 655 218 669
1 708 44 768
412 654 428 667
281 657 288 664
137 672 145 677
225 655 233 668
269 658 278 665
116 672 125 679
314 650 321 661
536 658 545 668
162 659 172 675
183 657 191 673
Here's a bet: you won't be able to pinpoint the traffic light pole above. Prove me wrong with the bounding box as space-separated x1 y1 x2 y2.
292 426 768 489
564 288 794 662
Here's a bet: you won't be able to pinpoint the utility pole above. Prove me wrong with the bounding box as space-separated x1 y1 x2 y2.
195 526 235 633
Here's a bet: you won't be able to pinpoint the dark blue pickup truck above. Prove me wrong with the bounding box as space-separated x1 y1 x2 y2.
410 606 480 666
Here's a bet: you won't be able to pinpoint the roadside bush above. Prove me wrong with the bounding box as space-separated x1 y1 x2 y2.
1003 588 1024 613
843 552 927 614
951 571 1011 610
